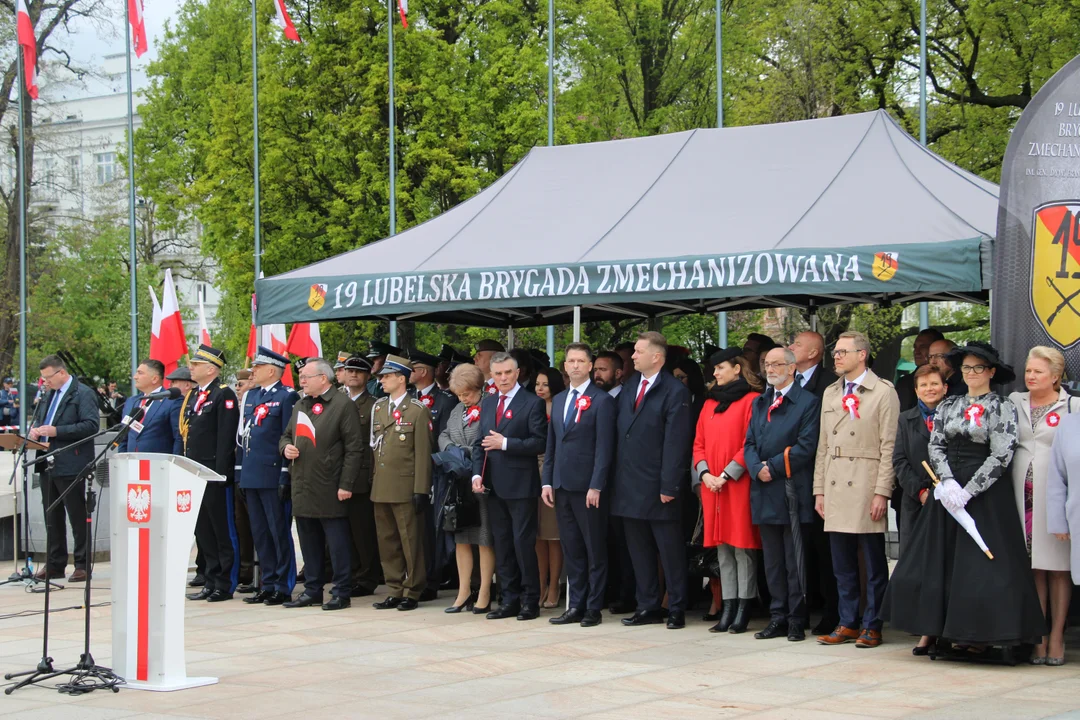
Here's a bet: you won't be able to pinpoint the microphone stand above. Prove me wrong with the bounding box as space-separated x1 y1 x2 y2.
4 404 149 696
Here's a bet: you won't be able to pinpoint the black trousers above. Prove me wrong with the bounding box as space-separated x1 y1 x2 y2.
488 493 540 607
760 523 806 624
623 517 687 613
606 515 636 607
40 473 87 573
555 490 608 611
233 487 255 584
194 483 236 593
296 516 352 600
346 491 383 592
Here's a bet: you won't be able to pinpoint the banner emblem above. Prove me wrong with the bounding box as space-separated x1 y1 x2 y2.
1031 202 1080 349
872 252 898 281
307 283 328 311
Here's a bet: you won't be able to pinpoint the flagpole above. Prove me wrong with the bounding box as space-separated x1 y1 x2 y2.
388 0 397 347
125 0 139 393
252 0 262 280
16 48 27 434
716 0 728 348
917 0 929 331
545 0 555 361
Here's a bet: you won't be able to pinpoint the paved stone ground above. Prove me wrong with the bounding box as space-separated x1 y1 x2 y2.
1 561 1079 719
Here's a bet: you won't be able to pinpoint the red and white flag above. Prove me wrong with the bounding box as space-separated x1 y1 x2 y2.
263 323 294 387
128 0 148 57
159 269 189 373
397 0 408 27
16 0 38 99
286 322 322 359
246 293 258 361
197 293 212 347
295 410 316 447
273 0 301 42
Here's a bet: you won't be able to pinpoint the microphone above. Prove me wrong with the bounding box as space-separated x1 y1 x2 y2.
142 387 183 401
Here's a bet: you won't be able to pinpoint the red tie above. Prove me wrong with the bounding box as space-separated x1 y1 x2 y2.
634 379 648 411
496 395 507 426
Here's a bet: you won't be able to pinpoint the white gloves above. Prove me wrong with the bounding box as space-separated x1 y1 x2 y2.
933 478 972 512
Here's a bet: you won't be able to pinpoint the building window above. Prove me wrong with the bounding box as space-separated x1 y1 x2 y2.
66 156 80 187
40 157 56 196
94 152 116 184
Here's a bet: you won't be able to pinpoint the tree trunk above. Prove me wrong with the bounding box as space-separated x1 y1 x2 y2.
0 94 33 378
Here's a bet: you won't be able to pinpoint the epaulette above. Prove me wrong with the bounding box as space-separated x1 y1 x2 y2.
219 383 230 390
409 398 426 409
374 396 389 406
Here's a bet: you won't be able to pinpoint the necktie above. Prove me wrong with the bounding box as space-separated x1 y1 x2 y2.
795 373 804 386
845 381 855 396
564 389 579 426
496 395 507 426
634 379 648 411
45 390 61 425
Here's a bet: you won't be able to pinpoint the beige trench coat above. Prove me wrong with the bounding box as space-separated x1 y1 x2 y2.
1009 388 1078 572
813 370 899 534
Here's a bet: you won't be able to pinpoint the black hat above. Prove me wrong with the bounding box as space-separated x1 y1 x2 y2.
528 348 551 368
702 344 721 364
191 344 226 368
440 344 472 368
744 333 776 351
366 340 401 359
947 341 1016 385
343 355 373 373
406 348 441 368
708 347 743 368
475 339 505 354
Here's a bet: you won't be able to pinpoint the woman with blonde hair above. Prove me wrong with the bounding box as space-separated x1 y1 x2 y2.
1009 346 1077 665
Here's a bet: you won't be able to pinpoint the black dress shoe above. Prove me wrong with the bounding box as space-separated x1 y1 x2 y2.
283 593 322 608
322 596 351 611
206 590 233 602
550 608 584 625
608 601 635 615
621 609 666 626
486 603 521 620
397 598 420 611
754 619 789 639
581 610 603 627
186 587 212 601
235 582 257 594
350 586 376 598
243 590 274 604
712 599 737 633
471 603 491 614
188 574 206 588
787 622 806 642
666 610 686 629
728 599 751 634
517 603 540 621
419 587 438 602
264 591 290 606
372 596 403 610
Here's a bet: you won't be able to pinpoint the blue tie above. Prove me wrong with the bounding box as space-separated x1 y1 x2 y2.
564 389 579 427
45 390 61 425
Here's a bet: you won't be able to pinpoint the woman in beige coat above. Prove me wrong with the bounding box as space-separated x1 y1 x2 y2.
1009 346 1077 665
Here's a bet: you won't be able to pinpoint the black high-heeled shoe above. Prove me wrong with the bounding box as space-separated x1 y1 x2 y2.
471 599 491 614
702 608 721 622
445 592 477 614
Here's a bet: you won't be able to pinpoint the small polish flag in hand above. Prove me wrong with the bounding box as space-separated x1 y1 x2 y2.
296 410 316 447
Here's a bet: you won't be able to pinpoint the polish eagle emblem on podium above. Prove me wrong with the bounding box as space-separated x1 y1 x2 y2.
127 484 151 523
176 491 192 513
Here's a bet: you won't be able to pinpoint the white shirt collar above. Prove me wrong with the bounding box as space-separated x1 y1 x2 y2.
563 379 591 418
844 369 868 390
390 392 407 409
260 380 280 392
146 386 163 397
608 385 622 398
199 382 213 392
418 383 436 397
798 364 817 386
638 370 659 393
497 383 520 403
773 381 795 399
348 388 367 401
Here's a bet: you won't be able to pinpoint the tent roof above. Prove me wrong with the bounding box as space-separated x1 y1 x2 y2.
257 110 998 327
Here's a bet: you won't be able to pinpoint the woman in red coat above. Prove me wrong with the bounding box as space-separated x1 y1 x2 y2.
693 347 764 634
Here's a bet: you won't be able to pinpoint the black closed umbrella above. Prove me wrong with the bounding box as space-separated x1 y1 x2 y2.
782 447 807 605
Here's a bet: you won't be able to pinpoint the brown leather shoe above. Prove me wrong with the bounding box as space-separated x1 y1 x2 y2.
33 567 64 581
817 625 860 645
855 628 882 648
67 569 88 583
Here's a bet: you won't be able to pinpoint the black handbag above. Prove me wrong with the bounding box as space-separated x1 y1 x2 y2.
441 478 481 532
687 506 722 578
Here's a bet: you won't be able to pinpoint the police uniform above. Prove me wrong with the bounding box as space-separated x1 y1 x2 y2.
343 355 382 595
371 356 432 605
237 347 299 604
181 345 242 601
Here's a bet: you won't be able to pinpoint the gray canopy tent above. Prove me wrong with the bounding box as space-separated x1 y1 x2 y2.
255 110 998 328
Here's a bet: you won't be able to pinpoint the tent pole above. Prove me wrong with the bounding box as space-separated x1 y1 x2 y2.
125 0 138 393
252 0 262 279
917 0 929 331
545 0 555 365
546 325 555 365
810 313 818 333
16 48 27 435
389 320 397 346
572 307 581 342
718 312 727 347
507 327 515 350
715 2 729 348
388 0 396 238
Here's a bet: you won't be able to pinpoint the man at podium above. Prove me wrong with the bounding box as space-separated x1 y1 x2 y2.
181 345 241 603
119 359 182 454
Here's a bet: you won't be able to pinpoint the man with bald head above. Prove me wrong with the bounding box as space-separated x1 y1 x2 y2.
789 332 837 399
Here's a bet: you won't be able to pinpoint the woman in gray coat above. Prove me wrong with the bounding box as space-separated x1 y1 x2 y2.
439 363 495 614
1045 408 1079 665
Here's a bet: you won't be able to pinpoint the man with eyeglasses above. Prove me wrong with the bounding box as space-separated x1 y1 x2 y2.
812 331 899 649
28 355 101 582
928 338 967 397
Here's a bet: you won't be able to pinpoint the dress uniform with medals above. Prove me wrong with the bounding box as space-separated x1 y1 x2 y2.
237 347 299 605
181 345 242 602
371 355 433 610
343 355 383 595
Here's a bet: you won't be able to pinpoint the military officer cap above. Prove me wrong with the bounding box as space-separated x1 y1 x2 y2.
475 339 505 354
407 348 440 369
334 351 351 369
377 354 412 378
439 344 472 368
344 355 373 373
528 348 551 368
366 340 402 359
235 369 252 381
252 345 288 369
166 366 192 382
2 377 13 384
191 343 226 368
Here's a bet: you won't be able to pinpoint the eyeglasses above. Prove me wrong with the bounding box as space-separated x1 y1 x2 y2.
832 349 863 358
960 365 990 375
762 362 793 369
298 372 325 380
40 369 60 382
928 353 949 361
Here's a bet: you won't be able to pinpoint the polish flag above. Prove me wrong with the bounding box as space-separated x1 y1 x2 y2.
128 0 148 57
295 410 316 447
16 0 38 99
246 294 258 362
148 286 171 384
273 0 301 42
263 324 294 387
197 293 212 347
286 322 322 360
397 0 408 27
159 269 189 371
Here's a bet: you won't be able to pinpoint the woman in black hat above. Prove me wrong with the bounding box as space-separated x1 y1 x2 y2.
883 341 1045 662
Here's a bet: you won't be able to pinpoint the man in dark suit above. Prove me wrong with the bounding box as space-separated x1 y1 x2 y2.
788 330 840 634
29 354 101 582
470 351 547 620
611 332 692 629
894 328 944 412
744 347 821 642
542 343 616 628
118 359 183 454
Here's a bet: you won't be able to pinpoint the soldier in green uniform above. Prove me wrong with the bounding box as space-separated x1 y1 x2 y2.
365 341 401 399
341 354 383 596
370 355 432 611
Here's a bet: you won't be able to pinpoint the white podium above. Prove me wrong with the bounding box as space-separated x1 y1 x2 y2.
110 453 223 691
